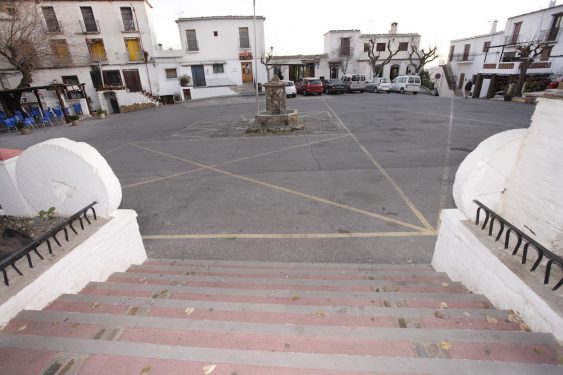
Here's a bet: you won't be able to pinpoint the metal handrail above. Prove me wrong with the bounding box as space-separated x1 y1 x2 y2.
473 200 562 291
0 202 98 286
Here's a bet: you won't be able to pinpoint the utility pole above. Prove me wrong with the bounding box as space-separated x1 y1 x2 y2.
253 0 259 114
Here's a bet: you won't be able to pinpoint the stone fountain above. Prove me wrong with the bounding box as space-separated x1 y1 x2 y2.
253 76 301 132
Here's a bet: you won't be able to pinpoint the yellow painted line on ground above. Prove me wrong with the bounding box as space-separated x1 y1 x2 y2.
124 135 349 189
131 143 427 232
142 230 437 240
133 133 348 144
322 99 436 234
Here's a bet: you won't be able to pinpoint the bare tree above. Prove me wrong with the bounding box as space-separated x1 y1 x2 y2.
512 36 547 97
332 44 354 76
408 45 438 74
260 46 274 81
0 1 59 111
375 41 400 77
366 39 381 78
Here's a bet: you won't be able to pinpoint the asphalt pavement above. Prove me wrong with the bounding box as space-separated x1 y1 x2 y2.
0 93 534 263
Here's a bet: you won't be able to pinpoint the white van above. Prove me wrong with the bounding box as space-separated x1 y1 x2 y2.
390 75 421 94
341 74 367 92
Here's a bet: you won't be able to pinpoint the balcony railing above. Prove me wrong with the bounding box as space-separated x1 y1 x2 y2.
504 30 556 45
79 19 100 33
42 19 63 33
450 52 476 62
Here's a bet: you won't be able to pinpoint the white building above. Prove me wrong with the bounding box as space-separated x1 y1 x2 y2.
172 16 268 99
0 0 162 114
271 23 421 82
448 2 563 98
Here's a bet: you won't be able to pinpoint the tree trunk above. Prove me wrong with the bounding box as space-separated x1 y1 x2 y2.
513 60 529 97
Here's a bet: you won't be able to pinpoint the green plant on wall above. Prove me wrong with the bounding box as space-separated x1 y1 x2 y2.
38 207 56 219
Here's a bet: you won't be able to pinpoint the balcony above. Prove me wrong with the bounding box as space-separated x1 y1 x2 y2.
122 20 138 33
504 30 556 45
42 19 63 34
79 19 100 34
450 52 476 62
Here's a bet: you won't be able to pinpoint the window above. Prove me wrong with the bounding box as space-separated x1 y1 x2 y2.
376 43 386 52
363 43 370 52
125 38 143 61
42 6 60 33
340 37 350 56
213 64 224 73
463 44 471 60
62 75 79 85
239 27 250 48
408 77 415 83
213 31 218 37
50 39 72 65
541 46 553 61
62 76 82 99
483 41 491 53
80 7 99 32
398 42 408 51
186 29 198 51
448 45 455 62
502 51 517 62
121 7 136 31
548 13 562 41
5 6 15 16
103 70 123 86
511 22 522 44
165 68 178 78
87 39 107 61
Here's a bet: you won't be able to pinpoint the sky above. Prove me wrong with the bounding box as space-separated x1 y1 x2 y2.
150 0 556 61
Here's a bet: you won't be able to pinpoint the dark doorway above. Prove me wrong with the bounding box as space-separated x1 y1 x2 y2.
458 73 465 89
330 65 339 79
191 65 206 87
103 91 120 114
390 65 400 80
123 69 142 92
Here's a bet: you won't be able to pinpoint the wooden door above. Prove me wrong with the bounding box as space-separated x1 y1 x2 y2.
241 62 253 83
449 45 455 62
463 44 470 61
191 65 206 87
458 73 465 89
123 69 142 92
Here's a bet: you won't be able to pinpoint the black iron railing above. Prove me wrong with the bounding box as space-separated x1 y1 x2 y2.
0 202 97 286
474 200 562 291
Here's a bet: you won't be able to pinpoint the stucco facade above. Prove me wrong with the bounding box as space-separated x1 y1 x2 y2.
448 4 563 97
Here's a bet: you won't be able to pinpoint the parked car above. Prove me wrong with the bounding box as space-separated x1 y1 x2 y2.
296 78 323 96
341 74 367 92
389 75 421 94
283 80 297 97
323 79 347 94
366 77 391 93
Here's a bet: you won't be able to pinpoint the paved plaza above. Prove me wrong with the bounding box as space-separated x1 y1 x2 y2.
0 94 534 263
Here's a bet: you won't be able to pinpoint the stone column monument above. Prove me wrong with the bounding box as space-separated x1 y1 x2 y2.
253 76 300 132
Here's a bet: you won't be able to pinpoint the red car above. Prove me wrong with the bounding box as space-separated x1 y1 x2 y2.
296 78 323 96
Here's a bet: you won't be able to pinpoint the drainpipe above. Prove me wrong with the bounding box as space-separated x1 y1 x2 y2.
130 3 154 95
253 0 259 114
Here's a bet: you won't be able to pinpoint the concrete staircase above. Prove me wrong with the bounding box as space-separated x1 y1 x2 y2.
0 259 561 374
441 64 463 97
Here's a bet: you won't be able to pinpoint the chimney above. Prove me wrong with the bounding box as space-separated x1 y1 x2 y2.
157 43 163 50
490 20 498 33
389 22 398 34
549 1 556 7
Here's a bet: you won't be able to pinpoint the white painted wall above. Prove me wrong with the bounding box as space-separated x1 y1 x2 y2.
0 155 34 217
176 16 268 87
0 209 147 329
500 99 563 253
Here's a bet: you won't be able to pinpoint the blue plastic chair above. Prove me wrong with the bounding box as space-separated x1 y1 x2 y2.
42 110 56 125
52 107 65 121
3 117 18 133
72 103 83 115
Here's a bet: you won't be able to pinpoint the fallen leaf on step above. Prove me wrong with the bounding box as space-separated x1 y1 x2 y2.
533 346 544 354
439 340 452 351
71 323 80 328
185 307 195 316
291 295 301 301
91 302 100 309
439 302 448 309
203 363 216 374
434 310 448 319
464 312 471 317
314 310 326 317
486 316 498 324
140 365 152 374
17 325 27 332
441 282 449 288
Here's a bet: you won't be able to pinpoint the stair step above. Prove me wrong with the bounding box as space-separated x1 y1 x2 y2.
129 263 451 281
109 271 469 293
0 335 561 374
47 295 521 331
81 281 492 309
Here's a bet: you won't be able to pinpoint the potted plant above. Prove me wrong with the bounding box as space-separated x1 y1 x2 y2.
179 74 191 87
98 109 107 119
16 121 31 135
69 115 80 126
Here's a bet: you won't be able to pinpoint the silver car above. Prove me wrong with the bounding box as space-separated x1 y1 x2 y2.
366 77 391 93
283 80 297 98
